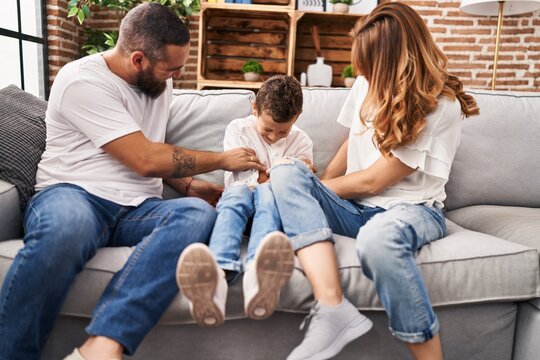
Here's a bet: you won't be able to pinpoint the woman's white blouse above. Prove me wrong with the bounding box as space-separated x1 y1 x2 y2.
336 76 463 209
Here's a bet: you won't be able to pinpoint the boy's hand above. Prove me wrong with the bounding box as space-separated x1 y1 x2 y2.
186 179 224 206
221 147 266 173
257 171 270 184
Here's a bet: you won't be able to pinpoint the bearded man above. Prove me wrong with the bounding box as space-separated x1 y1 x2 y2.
0 3 265 360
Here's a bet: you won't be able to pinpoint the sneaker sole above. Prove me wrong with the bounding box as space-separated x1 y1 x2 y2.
306 315 373 360
246 232 294 320
176 244 224 328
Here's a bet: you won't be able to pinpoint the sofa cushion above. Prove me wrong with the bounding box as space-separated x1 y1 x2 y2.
445 90 540 211
295 87 350 174
1 220 538 324
446 205 540 253
281 219 540 312
0 180 21 241
0 85 47 211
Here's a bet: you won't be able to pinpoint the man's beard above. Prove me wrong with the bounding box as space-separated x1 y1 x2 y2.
135 67 167 99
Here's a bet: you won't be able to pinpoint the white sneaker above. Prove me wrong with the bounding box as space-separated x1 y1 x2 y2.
176 243 227 327
287 297 373 360
243 231 294 320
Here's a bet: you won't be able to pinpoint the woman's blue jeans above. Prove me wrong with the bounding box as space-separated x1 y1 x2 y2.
269 160 447 343
208 183 282 272
0 183 216 359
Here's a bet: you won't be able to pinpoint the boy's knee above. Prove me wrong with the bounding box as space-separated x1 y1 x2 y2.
270 159 308 182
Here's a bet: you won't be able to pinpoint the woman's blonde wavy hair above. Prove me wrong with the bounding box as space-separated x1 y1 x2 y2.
351 2 479 158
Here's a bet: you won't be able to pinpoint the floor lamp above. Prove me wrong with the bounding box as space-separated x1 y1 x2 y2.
460 0 540 90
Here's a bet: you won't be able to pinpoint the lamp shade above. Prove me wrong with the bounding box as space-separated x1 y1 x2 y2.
460 0 540 16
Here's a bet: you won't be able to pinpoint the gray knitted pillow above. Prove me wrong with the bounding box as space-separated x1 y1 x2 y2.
0 85 47 211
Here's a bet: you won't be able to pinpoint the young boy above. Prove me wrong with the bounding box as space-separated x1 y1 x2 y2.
176 75 314 327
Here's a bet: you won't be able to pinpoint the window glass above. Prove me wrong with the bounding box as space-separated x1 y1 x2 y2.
0 35 21 89
23 41 45 98
21 0 43 37
0 0 18 32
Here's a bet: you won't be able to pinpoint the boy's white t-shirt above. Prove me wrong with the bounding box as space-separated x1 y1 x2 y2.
223 115 313 188
35 53 173 206
336 76 463 209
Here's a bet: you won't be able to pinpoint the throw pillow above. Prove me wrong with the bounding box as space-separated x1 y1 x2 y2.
0 85 47 212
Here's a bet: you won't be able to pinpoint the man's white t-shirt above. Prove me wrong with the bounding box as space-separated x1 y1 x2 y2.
223 115 313 188
336 76 463 209
35 53 172 206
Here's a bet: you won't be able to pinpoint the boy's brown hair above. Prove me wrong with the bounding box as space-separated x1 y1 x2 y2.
255 75 303 123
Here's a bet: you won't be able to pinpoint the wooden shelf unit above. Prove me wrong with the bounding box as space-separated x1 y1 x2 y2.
197 3 364 89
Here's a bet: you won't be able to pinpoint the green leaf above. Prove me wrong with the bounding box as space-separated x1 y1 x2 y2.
77 9 86 24
68 6 79 17
82 4 91 17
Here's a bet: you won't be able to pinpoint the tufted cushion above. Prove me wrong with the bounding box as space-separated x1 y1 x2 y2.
0 85 47 211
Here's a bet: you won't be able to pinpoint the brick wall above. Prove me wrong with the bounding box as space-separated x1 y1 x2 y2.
409 0 540 90
46 0 84 87
46 0 539 91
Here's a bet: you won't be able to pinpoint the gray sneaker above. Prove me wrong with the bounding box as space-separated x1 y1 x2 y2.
287 297 373 360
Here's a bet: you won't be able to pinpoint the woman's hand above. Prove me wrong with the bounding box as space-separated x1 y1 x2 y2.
220 147 266 173
186 179 224 206
300 158 318 174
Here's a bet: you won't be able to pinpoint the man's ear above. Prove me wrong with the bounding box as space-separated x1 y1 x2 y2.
130 51 146 72
251 101 258 117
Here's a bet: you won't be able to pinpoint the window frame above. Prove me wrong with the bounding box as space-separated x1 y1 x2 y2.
0 0 49 99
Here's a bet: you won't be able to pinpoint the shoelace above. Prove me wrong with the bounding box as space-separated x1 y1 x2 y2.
299 302 319 331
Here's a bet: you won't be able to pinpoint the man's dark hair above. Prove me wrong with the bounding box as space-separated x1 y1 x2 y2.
256 75 303 123
117 2 190 62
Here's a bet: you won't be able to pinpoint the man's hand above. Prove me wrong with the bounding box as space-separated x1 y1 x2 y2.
186 179 224 206
221 147 266 173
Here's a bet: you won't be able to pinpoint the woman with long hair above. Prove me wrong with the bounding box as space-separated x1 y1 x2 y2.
270 2 479 360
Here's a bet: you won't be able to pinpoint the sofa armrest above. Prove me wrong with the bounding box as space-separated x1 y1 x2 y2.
0 180 22 241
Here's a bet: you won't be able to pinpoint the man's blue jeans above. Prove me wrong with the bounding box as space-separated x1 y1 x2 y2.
209 183 282 272
0 183 216 359
269 160 447 343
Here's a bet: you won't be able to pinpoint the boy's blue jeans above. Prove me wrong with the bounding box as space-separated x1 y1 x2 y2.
269 160 447 343
209 183 281 272
0 183 216 359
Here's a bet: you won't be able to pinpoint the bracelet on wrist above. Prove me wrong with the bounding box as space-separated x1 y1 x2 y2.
185 177 194 195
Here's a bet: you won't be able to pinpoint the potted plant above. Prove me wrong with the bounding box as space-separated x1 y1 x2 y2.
67 0 200 55
329 0 352 13
342 64 356 88
242 60 264 82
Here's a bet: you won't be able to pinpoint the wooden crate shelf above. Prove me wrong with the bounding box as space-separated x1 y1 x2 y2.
198 7 294 88
197 6 365 89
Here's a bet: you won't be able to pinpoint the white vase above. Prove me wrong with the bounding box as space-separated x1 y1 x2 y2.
344 77 356 88
307 57 333 87
333 3 349 13
243 72 260 82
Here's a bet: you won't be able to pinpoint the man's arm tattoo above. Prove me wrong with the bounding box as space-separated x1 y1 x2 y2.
172 147 196 178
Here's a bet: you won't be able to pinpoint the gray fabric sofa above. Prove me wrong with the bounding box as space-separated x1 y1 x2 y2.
0 87 539 360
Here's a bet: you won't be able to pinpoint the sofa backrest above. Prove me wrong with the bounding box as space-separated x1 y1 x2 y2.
164 87 350 197
445 90 540 211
